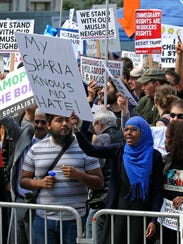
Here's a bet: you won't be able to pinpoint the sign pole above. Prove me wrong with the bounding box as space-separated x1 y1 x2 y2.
59 0 63 27
104 0 109 109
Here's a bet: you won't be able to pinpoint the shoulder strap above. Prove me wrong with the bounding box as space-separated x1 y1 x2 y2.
44 136 75 177
157 117 169 126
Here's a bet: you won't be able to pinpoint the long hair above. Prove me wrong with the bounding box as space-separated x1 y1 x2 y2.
166 120 183 159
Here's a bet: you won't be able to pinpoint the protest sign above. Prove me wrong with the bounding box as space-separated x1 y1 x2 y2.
15 32 93 122
0 19 34 53
86 40 97 57
76 8 116 40
3 52 23 71
103 62 137 107
158 198 183 232
93 4 121 55
0 66 35 119
121 51 143 68
162 24 183 40
58 28 83 59
80 56 123 86
135 9 162 54
161 38 176 68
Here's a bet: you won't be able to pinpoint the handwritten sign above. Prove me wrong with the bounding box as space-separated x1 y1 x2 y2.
15 32 93 121
76 8 116 40
135 9 162 54
0 19 34 53
81 56 123 86
0 66 35 119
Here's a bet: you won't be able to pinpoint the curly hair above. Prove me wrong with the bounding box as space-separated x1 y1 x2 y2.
166 120 183 159
155 84 178 113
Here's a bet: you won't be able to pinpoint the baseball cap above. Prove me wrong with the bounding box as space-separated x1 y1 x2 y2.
137 68 166 84
130 67 144 78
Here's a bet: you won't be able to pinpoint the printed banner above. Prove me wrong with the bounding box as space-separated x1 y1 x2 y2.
135 9 162 54
80 56 123 86
0 67 35 119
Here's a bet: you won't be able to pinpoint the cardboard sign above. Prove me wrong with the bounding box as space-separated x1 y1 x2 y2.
15 32 93 122
0 19 34 53
0 66 35 119
81 56 123 86
135 9 162 54
76 8 116 40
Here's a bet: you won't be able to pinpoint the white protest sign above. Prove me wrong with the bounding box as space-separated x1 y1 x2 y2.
15 32 93 122
58 28 83 59
161 38 176 68
122 51 143 68
158 198 183 232
103 62 137 106
162 24 183 40
81 56 123 86
0 19 34 53
93 4 121 55
86 40 97 57
0 66 35 119
76 8 116 40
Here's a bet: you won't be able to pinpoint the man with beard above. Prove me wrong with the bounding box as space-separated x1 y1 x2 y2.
0 107 49 244
20 114 103 244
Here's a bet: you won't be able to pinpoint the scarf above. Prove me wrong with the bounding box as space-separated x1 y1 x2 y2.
123 116 154 200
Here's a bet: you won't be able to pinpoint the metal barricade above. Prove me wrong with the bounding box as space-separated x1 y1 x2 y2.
92 209 183 244
1 202 183 244
0 201 85 244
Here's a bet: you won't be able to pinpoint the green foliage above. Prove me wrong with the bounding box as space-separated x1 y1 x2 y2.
62 0 123 10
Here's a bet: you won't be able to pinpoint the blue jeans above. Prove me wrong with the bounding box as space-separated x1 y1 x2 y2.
86 208 104 244
32 214 85 244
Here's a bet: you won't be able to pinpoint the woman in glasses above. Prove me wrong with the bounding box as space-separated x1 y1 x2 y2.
71 114 163 244
161 120 183 244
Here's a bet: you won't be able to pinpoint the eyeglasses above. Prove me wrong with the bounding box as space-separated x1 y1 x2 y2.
34 120 47 125
169 112 183 119
123 127 140 133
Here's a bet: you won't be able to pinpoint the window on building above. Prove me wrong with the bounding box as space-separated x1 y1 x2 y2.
30 1 51 11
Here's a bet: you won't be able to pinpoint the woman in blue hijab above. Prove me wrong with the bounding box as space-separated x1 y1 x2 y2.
71 114 164 244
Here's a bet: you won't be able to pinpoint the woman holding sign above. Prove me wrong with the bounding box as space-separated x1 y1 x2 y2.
162 120 183 243
71 114 163 244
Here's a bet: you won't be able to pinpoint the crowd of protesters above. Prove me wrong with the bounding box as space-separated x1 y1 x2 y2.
0 39 183 244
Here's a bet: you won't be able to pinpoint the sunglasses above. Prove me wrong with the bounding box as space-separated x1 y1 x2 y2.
34 120 47 125
169 112 183 119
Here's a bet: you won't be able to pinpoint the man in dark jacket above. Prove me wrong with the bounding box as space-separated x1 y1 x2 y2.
85 109 124 243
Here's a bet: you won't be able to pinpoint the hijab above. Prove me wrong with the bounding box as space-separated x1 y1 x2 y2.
123 116 154 200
